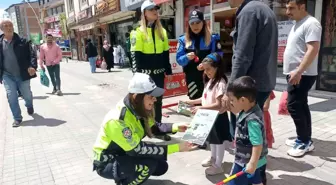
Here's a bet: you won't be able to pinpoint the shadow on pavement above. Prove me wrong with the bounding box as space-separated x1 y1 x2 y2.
206 161 234 184
21 113 66 127
267 155 314 172
144 179 188 185
309 99 336 112
267 173 333 185
311 138 336 163
46 92 81 96
33 96 49 100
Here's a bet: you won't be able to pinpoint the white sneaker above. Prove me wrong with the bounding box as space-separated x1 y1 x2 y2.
201 157 215 167
287 141 315 157
285 138 299 147
205 165 224 176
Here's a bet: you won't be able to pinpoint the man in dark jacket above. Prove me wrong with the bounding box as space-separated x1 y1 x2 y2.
85 38 98 73
0 19 37 127
221 0 278 184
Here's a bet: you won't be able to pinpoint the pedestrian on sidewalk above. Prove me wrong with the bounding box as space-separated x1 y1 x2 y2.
92 73 196 185
102 40 114 72
125 32 132 69
227 76 268 185
39 34 63 96
85 39 98 73
130 0 173 141
185 53 232 175
283 0 322 157
0 19 37 127
220 0 278 184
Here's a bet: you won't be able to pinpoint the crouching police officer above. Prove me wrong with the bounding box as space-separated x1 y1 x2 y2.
93 73 196 185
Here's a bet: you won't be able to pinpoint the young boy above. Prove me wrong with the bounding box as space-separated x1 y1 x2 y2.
226 76 268 185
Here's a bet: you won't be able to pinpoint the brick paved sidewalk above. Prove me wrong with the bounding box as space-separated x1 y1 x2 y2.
0 61 336 185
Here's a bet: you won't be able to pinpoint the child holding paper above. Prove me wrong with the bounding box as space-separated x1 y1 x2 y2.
226 76 268 185
185 53 232 175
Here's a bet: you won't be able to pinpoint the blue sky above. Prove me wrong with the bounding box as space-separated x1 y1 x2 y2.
0 0 24 10
0 0 24 17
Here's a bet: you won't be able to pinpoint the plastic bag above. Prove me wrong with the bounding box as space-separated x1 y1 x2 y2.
101 61 107 70
40 69 50 87
278 91 289 115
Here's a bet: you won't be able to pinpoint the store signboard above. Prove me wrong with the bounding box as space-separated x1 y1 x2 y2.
277 20 294 64
153 0 171 4
95 0 119 16
45 29 62 38
169 40 183 74
125 0 143 8
79 23 95 31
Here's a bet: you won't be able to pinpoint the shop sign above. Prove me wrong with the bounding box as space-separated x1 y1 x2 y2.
30 33 41 45
78 7 92 21
169 40 183 74
95 0 119 16
277 20 294 64
79 23 95 31
125 0 143 8
163 73 188 98
67 16 75 24
44 16 55 23
153 0 171 4
45 29 62 38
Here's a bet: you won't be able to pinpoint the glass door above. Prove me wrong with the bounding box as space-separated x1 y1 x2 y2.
317 0 336 92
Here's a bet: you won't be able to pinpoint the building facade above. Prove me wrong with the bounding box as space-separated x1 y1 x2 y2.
39 0 67 41
5 1 41 43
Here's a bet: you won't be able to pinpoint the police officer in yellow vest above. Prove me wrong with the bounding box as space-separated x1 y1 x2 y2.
130 0 173 132
92 73 196 185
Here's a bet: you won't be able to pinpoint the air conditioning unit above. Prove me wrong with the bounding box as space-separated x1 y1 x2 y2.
158 1 175 17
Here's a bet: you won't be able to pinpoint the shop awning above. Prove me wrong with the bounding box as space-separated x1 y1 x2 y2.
154 0 171 5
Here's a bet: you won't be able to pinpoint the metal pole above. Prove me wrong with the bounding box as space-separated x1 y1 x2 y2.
24 0 44 36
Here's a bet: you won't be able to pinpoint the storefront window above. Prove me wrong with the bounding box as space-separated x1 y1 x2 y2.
317 0 336 91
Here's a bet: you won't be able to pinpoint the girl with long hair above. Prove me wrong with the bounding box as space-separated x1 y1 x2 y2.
185 53 231 175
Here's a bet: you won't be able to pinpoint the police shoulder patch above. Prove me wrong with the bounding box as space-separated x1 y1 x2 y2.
122 127 133 140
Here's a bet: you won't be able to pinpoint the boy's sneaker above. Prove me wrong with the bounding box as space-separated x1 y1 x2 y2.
205 165 224 176
201 157 215 167
51 89 57 94
287 140 314 157
12 120 22 127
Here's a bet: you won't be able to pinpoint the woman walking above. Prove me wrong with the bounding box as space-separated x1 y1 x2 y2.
102 40 114 72
130 0 173 141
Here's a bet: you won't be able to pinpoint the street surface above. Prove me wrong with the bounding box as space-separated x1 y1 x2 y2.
1 60 336 185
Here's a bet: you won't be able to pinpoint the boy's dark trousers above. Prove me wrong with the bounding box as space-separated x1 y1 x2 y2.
287 75 316 143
